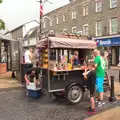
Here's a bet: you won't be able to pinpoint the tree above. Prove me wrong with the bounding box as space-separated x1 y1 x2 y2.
0 19 5 30
0 0 3 3
0 0 5 30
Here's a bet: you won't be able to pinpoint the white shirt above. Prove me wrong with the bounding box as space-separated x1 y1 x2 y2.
24 50 32 63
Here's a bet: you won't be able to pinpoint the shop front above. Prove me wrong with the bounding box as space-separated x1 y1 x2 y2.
0 33 20 74
94 35 120 66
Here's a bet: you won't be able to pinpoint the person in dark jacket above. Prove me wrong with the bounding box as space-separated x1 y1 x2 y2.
84 61 96 115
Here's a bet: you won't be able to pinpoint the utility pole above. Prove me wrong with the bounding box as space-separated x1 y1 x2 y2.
37 0 52 40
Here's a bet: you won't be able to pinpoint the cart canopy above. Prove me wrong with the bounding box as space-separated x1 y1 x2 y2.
36 37 96 49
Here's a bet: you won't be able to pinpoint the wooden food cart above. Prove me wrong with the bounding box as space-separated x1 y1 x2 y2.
36 36 109 104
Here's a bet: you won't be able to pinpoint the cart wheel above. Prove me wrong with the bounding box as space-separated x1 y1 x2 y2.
52 91 65 99
66 85 83 104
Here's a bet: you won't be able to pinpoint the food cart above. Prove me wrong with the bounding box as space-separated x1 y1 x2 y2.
36 35 109 104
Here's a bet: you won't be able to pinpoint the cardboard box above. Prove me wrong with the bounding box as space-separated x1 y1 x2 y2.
26 83 41 90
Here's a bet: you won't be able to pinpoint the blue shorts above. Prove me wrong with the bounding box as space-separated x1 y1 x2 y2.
96 77 104 93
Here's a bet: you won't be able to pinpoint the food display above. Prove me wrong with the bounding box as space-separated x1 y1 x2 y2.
40 48 48 69
39 48 88 71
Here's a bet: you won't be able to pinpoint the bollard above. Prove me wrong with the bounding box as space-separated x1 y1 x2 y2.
109 76 116 102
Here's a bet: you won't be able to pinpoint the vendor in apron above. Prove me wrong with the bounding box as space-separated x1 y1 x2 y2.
71 51 79 67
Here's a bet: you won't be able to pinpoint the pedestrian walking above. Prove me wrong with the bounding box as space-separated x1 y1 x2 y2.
93 49 106 107
83 61 96 114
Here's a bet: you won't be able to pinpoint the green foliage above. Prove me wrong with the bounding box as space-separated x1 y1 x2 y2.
0 0 3 4
0 19 5 30
0 0 5 30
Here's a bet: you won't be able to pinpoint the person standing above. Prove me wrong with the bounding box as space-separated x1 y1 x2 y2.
93 49 106 107
84 62 96 114
24 48 33 63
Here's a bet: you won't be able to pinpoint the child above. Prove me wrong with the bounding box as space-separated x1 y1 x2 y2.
83 61 96 115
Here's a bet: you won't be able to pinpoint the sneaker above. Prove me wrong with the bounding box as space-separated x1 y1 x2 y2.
102 101 105 105
95 99 99 103
97 101 105 107
86 108 96 115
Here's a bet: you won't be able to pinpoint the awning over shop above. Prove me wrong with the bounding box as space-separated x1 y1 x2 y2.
94 35 120 47
0 33 16 41
36 37 96 49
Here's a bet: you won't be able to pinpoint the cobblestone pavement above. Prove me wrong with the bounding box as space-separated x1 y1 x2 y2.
0 88 120 120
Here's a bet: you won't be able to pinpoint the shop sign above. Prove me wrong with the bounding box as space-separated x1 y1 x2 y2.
96 36 120 46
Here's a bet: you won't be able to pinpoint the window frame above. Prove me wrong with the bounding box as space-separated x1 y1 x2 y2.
95 1 103 12
83 5 88 16
50 20 52 26
72 26 76 33
72 10 76 19
96 21 102 36
109 18 118 35
83 24 88 36
56 16 59 25
63 14 67 22
110 0 117 8
43 22 46 28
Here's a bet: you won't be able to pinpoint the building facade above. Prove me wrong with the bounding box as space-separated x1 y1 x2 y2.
42 0 120 37
41 0 120 65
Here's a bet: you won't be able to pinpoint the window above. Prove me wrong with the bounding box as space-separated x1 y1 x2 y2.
63 14 67 22
110 18 117 34
83 24 88 36
96 1 103 12
110 0 117 8
56 16 59 24
96 21 102 36
43 22 46 28
72 10 76 19
83 5 88 16
50 20 52 26
72 26 76 33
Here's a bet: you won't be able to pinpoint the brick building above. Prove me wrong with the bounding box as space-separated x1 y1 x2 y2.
42 0 120 66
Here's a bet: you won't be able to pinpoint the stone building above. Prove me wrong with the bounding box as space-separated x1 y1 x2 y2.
42 0 120 37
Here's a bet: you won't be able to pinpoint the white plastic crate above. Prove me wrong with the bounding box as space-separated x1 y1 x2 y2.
26 83 41 90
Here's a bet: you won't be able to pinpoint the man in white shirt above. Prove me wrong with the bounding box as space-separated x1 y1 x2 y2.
24 48 33 63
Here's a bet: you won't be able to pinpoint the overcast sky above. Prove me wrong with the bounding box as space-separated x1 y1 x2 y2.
0 0 69 31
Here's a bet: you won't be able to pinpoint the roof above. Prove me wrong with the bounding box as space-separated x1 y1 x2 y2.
4 31 11 35
36 36 96 49
10 20 39 32
24 26 39 39
0 33 16 41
